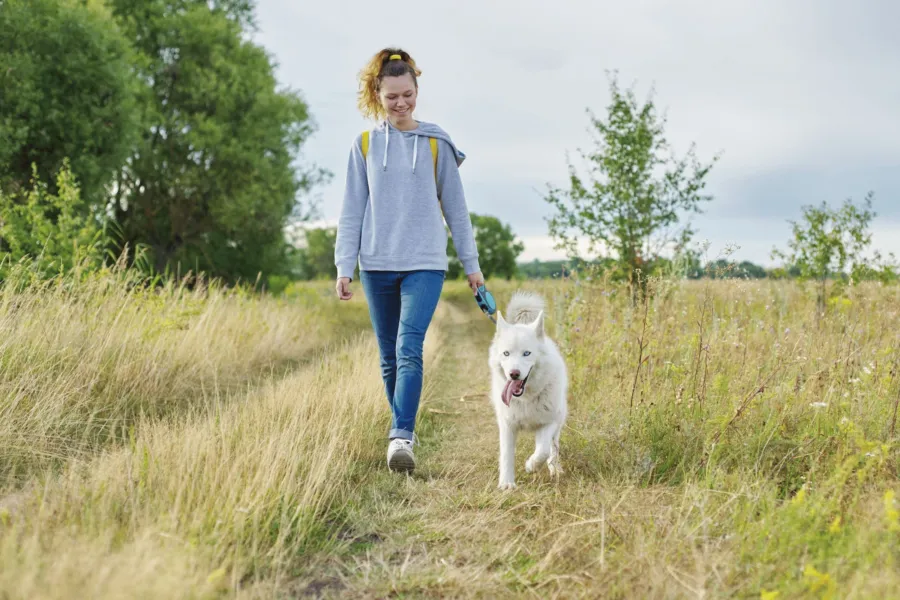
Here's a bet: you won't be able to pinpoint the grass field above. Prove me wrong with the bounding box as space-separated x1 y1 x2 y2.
1 266 899 598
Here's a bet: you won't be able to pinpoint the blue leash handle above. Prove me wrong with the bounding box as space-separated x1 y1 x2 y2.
474 284 497 323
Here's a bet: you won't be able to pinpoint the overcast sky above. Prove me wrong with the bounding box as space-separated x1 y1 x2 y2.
251 0 900 265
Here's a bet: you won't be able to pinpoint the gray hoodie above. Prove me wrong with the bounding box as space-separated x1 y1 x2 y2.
334 120 480 280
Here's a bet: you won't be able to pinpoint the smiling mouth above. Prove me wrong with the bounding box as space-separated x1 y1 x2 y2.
501 372 530 406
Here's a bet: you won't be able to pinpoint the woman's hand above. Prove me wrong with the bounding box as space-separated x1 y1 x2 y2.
335 277 353 300
466 271 485 295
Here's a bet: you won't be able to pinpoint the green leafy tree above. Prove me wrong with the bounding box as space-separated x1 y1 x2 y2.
107 0 327 283
0 0 140 204
289 226 340 280
771 192 893 309
446 213 524 280
0 161 106 281
543 73 719 301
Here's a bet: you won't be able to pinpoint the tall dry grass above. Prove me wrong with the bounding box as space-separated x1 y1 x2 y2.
0 265 370 484
0 266 452 598
0 337 389 597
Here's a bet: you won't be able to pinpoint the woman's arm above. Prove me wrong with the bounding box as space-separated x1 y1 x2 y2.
334 135 368 282
436 139 481 278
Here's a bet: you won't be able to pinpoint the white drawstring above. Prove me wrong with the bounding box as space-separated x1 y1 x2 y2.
382 122 389 170
381 120 419 172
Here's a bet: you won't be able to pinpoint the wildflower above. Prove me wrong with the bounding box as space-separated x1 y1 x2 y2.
829 516 841 533
802 564 835 596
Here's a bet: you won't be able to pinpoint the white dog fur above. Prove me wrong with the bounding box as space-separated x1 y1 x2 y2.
488 290 568 490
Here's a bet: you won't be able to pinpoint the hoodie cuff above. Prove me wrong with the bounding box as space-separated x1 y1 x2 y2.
462 257 481 276
337 262 356 280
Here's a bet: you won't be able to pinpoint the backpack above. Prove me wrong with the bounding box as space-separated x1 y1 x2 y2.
361 130 438 183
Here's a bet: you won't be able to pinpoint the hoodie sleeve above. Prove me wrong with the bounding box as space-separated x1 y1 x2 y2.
334 135 368 280
436 139 481 276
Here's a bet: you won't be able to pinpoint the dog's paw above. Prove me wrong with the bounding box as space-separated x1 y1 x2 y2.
497 481 517 491
548 459 563 478
526 454 548 473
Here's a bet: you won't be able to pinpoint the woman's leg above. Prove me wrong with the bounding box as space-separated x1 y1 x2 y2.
359 271 402 417
390 270 445 441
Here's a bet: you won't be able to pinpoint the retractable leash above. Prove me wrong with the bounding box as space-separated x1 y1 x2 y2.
474 284 497 324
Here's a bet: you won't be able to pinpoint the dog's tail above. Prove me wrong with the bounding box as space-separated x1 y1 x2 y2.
505 290 546 325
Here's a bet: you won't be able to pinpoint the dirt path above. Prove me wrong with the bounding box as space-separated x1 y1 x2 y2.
287 291 735 600
289 292 722 600
291 297 597 598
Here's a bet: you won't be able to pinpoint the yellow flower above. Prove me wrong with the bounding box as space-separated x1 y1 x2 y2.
803 564 835 598
828 516 841 534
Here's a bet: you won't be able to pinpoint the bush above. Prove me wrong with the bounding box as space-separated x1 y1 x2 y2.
0 161 106 282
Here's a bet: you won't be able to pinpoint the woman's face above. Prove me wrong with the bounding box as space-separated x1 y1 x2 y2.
379 73 417 122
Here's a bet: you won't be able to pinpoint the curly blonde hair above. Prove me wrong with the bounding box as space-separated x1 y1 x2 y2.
357 48 422 121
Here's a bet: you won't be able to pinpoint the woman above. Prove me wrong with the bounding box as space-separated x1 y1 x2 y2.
334 48 484 473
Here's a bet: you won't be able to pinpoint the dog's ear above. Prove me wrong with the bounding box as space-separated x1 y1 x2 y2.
531 310 545 338
496 310 508 330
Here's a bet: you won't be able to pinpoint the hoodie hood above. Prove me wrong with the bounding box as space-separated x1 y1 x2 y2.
374 119 466 172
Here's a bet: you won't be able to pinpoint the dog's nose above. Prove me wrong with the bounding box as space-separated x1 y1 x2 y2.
509 370 521 380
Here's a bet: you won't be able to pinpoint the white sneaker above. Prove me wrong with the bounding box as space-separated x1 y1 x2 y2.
387 438 416 473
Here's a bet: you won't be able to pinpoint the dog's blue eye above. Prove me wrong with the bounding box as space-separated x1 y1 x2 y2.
523 351 531 356
503 351 509 356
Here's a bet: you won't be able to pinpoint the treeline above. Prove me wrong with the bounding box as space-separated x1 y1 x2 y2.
1 0 323 285
519 258 770 280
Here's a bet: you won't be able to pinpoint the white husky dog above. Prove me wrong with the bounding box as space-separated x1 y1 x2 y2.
488 291 568 490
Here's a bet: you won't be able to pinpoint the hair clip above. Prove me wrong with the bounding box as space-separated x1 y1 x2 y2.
389 54 402 60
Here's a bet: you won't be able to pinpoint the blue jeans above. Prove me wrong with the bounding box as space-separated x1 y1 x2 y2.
360 270 445 441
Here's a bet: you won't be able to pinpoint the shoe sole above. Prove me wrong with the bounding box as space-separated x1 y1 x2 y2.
388 450 416 473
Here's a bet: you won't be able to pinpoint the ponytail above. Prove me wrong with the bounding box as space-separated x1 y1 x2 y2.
357 48 421 121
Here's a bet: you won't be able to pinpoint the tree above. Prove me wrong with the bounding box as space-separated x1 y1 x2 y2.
288 226 340 280
543 73 719 300
106 0 327 283
0 0 140 205
771 192 893 309
446 213 524 280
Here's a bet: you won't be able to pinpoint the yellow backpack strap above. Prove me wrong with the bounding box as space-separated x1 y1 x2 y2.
430 137 438 191
361 130 369 160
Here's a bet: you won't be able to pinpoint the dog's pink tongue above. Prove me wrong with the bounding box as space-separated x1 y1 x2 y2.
502 380 514 406
501 379 525 406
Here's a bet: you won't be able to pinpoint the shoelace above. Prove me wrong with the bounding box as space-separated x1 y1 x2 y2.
390 433 419 448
